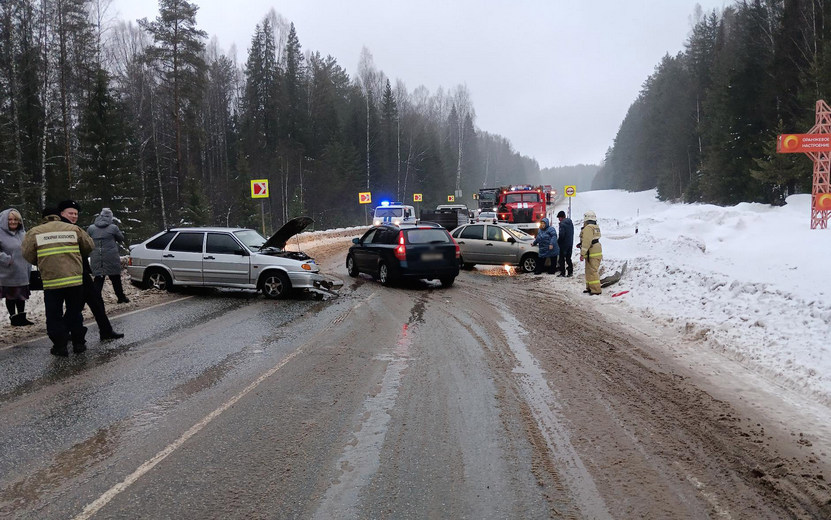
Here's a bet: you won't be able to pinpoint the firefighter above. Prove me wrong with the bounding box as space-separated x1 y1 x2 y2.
578 210 602 295
22 207 94 356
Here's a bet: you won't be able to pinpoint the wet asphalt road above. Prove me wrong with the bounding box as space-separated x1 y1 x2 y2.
1 251 829 519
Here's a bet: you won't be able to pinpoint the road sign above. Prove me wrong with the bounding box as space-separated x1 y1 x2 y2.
447 195 455 202
251 179 269 198
777 133 831 153
359 192 372 204
564 185 577 197
413 193 423 202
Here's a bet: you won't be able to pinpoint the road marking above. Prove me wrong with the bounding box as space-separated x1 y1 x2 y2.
72 295 367 519
0 296 194 351
497 307 612 520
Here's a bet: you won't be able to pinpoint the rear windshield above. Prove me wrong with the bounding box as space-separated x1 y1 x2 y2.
375 208 403 218
406 229 451 244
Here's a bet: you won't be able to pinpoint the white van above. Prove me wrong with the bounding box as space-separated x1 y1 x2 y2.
372 202 417 226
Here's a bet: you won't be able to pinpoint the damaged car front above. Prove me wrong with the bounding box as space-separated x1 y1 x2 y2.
127 217 338 299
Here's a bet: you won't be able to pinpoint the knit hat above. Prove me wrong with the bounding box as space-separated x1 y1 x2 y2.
556 210 566 218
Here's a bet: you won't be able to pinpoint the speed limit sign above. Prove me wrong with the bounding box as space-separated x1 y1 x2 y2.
564 185 577 197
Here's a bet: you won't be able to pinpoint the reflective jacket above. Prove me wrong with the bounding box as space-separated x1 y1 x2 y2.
579 220 602 259
21 215 94 289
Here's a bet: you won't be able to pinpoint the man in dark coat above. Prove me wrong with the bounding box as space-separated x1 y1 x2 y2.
556 210 574 277
58 200 125 344
531 217 559 274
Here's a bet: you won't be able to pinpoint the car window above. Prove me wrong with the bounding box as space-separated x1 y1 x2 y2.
406 229 450 244
168 232 204 253
361 229 377 243
459 225 484 240
375 229 397 244
146 231 176 250
505 227 533 240
375 208 403 218
487 226 508 241
451 227 465 238
206 233 245 254
234 229 267 250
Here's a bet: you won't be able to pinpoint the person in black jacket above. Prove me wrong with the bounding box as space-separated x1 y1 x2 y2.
556 211 574 277
58 200 125 344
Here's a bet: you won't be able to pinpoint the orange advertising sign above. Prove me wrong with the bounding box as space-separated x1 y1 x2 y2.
777 134 831 153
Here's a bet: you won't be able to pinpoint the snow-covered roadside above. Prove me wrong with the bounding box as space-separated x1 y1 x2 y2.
553 189 831 404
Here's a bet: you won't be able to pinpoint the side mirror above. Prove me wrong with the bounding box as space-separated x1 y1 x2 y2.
507 237 516 243
352 237 360 244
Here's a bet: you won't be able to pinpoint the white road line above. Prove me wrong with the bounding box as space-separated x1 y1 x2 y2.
0 296 194 352
72 295 365 519
72 341 305 520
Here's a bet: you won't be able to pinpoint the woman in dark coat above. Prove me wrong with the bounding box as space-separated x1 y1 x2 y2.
87 208 129 303
0 208 33 326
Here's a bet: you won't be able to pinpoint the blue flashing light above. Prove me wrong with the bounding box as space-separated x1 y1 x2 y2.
381 200 390 206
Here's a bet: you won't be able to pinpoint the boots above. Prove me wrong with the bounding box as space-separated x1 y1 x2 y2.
19 313 34 325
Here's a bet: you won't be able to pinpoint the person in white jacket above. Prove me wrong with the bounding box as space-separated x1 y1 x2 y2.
0 208 33 326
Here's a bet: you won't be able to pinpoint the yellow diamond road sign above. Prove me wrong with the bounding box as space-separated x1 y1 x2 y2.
251 179 269 198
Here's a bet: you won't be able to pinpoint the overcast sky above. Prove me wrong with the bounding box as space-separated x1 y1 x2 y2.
109 0 728 168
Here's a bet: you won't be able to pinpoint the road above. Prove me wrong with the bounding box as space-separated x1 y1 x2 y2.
0 239 829 519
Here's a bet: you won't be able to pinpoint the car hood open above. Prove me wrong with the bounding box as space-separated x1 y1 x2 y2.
261 216 314 250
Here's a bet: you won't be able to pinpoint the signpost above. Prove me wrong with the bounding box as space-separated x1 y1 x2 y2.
447 195 455 202
777 100 831 229
251 179 269 235
358 192 372 204
564 185 577 218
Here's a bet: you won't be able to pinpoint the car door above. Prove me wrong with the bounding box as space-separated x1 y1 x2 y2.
484 225 519 264
163 232 205 284
352 228 378 272
455 224 486 262
203 232 250 286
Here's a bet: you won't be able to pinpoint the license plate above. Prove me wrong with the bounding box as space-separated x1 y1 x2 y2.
421 252 443 261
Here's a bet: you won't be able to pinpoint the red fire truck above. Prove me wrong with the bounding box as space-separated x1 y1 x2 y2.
486 185 554 234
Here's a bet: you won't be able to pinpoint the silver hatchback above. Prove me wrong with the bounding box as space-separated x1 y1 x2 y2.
127 217 335 298
450 223 538 273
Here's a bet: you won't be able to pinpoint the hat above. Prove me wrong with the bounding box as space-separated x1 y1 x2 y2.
584 210 597 220
41 206 60 218
57 200 80 212
556 210 566 218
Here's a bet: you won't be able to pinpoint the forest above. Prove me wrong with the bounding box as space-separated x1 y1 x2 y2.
594 0 831 205
0 0 544 239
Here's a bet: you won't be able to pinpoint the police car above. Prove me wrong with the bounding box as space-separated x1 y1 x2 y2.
372 201 416 226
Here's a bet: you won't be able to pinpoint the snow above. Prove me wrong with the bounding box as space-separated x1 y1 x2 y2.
556 189 831 404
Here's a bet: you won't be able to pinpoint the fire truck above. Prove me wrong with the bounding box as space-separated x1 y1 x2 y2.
480 185 555 234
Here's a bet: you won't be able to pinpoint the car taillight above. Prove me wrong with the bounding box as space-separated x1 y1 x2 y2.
127 257 132 266
395 231 406 260
451 236 460 258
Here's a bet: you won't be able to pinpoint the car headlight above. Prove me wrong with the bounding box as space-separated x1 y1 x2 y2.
373 220 381 226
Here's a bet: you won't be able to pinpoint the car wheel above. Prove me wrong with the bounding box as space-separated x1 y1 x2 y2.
459 256 475 270
440 276 455 288
261 271 291 299
346 254 359 277
144 268 172 291
520 254 537 273
378 261 393 286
